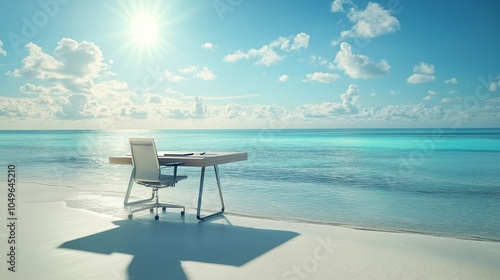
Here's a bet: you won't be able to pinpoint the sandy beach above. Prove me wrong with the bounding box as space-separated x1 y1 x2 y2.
1 182 500 280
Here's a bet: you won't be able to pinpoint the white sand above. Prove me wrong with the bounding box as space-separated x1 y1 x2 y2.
1 185 500 280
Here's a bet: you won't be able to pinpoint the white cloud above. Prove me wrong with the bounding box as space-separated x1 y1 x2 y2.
248 45 284 66
291 32 310 50
334 42 390 78
8 43 61 79
293 100 500 126
253 104 288 119
413 62 435 75
223 50 250 62
190 96 208 118
445 77 458 84
278 74 289 82
19 83 69 95
164 88 185 97
371 103 444 122
2 38 210 122
407 73 435 84
441 97 462 103
58 94 91 119
332 1 400 45
0 40 6 56
0 96 60 118
269 37 290 50
0 40 225 123
4 88 500 128
90 79 130 99
423 90 437 101
179 65 198 74
8 38 109 92
331 0 354 13
144 93 182 105
117 104 148 119
268 33 309 52
202 94 260 101
113 95 195 120
308 55 335 69
407 62 436 84
54 39 107 78
178 65 216 80
289 89 498 126
147 93 162 103
164 108 190 119
304 72 340 83
162 71 185 82
201 42 215 50
195 66 217 80
223 32 309 66
340 84 360 113
225 103 244 119
296 84 360 117
297 102 344 118
4 39 139 122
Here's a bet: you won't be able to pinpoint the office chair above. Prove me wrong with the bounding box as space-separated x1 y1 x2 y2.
126 138 187 220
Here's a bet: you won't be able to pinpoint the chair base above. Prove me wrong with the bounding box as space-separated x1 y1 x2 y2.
127 203 185 220
127 188 185 220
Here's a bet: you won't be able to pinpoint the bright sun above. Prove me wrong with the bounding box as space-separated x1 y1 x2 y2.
116 0 176 61
130 14 158 46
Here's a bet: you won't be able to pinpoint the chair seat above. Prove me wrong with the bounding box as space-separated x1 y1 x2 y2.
160 174 187 184
137 175 188 188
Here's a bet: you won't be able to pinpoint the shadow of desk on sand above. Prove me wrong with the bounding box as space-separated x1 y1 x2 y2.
60 216 299 279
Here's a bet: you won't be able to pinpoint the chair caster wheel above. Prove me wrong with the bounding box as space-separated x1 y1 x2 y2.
150 208 154 213
154 215 159 220
162 207 167 211
128 214 133 219
181 211 185 215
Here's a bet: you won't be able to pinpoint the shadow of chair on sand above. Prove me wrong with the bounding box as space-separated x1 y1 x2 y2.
59 214 299 280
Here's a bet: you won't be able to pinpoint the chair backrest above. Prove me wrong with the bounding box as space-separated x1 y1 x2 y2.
129 138 160 183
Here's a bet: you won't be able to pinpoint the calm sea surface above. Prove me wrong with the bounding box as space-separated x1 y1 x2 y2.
1 128 499 241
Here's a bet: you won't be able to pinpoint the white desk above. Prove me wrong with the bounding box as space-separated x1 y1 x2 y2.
109 152 247 220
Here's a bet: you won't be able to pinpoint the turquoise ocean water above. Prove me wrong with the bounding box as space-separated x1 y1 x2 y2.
1 128 499 241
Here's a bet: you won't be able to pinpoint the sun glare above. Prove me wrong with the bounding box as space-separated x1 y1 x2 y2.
112 0 180 63
130 14 158 46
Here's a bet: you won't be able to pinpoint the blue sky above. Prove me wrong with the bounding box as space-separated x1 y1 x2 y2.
1 0 499 129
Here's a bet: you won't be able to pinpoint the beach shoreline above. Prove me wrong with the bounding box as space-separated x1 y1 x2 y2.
18 180 500 244
1 182 500 279
221 212 500 244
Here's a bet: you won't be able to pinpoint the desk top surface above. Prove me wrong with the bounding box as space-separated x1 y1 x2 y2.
109 151 247 167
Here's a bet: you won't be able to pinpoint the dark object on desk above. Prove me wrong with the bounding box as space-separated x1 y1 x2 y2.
163 152 194 156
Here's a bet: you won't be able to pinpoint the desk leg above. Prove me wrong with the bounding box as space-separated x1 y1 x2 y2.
123 168 154 207
196 165 225 221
